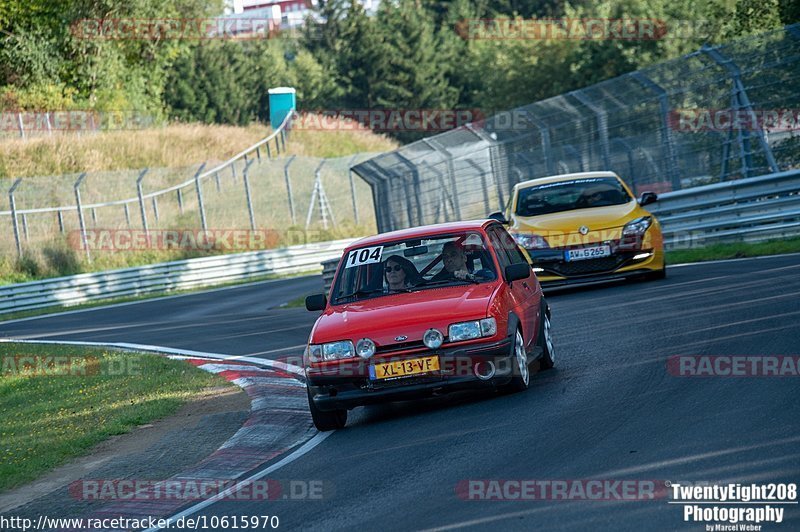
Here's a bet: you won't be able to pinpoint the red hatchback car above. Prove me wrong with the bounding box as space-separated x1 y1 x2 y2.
303 220 555 430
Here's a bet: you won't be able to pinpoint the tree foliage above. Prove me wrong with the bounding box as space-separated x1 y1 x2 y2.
0 0 794 138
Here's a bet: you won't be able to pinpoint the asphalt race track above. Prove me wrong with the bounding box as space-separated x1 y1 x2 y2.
1 254 799 530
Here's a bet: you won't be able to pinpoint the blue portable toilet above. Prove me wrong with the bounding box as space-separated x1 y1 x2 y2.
268 87 296 129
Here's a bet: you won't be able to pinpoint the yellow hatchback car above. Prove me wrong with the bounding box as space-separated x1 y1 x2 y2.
490 171 665 286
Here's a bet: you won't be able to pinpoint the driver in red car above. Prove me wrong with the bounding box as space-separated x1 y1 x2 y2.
432 241 472 281
433 241 494 282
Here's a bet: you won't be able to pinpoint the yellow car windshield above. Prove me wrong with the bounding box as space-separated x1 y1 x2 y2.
516 177 631 217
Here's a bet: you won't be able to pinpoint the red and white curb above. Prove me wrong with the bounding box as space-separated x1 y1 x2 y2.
0 339 330 531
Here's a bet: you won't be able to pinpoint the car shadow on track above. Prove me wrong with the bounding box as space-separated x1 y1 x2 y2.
346 366 564 428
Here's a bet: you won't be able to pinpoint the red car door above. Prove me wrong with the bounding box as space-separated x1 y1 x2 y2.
487 226 540 348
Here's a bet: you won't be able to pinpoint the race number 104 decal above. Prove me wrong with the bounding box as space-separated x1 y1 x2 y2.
345 246 383 268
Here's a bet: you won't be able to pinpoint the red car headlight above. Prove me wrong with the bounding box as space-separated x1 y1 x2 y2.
307 341 355 363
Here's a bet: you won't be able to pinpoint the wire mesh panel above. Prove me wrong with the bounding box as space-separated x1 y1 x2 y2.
0 153 378 269
354 24 800 233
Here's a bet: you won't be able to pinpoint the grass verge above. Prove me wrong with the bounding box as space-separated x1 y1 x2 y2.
0 120 399 179
0 343 231 492
666 236 800 264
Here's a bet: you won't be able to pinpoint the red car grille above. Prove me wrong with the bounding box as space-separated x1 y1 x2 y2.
376 340 426 355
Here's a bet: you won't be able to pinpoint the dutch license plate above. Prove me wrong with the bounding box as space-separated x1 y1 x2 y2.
370 355 440 380
565 245 611 262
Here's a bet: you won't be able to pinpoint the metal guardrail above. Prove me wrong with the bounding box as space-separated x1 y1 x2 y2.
321 257 340 295
0 238 358 315
649 169 800 248
3 168 795 316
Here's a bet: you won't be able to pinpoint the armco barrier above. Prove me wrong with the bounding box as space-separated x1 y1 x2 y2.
0 238 357 315
650 169 800 248
3 166 797 315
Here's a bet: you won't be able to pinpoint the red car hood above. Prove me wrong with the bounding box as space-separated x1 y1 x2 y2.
311 283 497 347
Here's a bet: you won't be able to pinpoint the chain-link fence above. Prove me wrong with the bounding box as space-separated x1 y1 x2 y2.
354 24 800 233
1 122 378 273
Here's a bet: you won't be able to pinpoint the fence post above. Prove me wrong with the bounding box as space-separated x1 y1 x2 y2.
57 209 64 233
523 111 555 175
284 155 297 225
701 44 779 178
563 144 585 172
152 197 160 221
256 146 261 162
22 214 29 241
571 90 611 169
242 159 256 230
266 140 272 159
348 155 360 225
124 203 131 227
8 178 23 259
396 152 424 226
466 123 505 211
194 161 208 231
422 162 452 222
136 168 150 234
611 138 637 192
309 160 328 229
465 159 491 214
214 170 221 192
423 139 462 220
177 189 184 214
17 112 24 139
630 72 681 190
74 173 91 263
280 128 287 153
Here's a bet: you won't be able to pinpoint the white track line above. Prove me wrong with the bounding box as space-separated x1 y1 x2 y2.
0 338 329 531
668 251 800 268
142 430 332 532
0 339 305 377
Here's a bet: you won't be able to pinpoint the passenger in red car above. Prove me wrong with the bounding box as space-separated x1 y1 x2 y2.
384 255 420 291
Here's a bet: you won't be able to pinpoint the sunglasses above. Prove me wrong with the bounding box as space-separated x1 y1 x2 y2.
385 265 404 273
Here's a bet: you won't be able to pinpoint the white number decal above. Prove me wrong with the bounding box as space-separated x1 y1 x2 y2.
345 246 384 268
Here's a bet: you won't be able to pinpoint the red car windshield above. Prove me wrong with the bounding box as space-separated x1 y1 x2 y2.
331 232 497 304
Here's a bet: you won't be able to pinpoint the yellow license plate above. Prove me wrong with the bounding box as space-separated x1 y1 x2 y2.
371 356 440 380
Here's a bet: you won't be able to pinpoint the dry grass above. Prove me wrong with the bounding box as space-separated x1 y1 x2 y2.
0 117 399 179
0 115 398 284
286 127 399 159
0 124 269 179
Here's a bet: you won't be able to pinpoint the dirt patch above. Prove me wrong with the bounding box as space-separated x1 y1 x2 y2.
0 384 250 514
